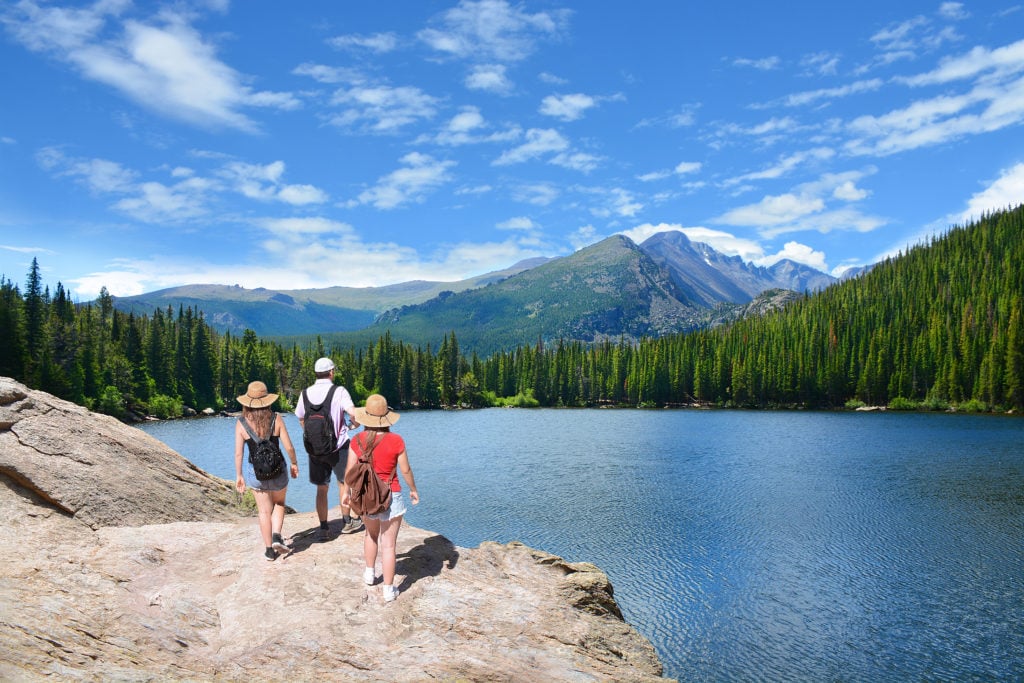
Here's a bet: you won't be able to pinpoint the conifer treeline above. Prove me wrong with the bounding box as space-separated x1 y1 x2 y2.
2 206 1021 417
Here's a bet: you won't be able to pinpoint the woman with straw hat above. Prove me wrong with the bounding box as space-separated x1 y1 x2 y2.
235 380 300 561
343 394 420 602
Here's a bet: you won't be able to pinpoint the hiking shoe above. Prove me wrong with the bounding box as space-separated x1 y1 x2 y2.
363 567 376 586
318 526 330 542
382 585 398 602
272 537 291 555
264 547 278 561
343 518 364 534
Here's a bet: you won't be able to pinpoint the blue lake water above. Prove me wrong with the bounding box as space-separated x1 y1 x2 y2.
137 409 1024 681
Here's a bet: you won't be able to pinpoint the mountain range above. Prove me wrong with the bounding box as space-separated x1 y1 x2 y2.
112 230 840 354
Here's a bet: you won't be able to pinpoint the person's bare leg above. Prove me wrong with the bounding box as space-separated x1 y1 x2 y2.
380 516 403 587
363 517 381 571
254 490 274 548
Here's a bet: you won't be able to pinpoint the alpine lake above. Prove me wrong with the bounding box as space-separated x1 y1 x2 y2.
137 408 1024 682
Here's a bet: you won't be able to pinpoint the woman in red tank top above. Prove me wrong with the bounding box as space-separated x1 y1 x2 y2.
343 394 420 603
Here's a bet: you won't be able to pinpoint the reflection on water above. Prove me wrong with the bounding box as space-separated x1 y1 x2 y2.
138 409 1024 681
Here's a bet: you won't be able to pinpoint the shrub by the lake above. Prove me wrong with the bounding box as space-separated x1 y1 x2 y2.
148 394 183 419
888 397 920 411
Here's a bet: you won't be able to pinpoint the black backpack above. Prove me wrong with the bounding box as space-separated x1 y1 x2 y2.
238 418 285 480
301 385 339 458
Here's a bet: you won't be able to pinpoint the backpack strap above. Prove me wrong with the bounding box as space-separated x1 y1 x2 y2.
238 417 263 443
358 432 396 486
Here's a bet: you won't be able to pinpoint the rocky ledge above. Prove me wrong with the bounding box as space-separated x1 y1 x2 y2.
0 378 672 682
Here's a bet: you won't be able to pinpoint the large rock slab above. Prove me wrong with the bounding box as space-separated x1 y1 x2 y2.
0 378 673 681
0 377 240 528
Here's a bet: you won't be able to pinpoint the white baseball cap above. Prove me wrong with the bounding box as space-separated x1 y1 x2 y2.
314 357 335 372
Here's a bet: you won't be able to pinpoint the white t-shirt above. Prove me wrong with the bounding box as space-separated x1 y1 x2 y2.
295 378 355 444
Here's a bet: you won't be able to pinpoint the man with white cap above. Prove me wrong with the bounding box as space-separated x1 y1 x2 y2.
296 357 362 539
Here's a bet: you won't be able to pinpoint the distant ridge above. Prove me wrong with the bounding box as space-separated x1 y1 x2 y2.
112 257 550 336
110 230 840 353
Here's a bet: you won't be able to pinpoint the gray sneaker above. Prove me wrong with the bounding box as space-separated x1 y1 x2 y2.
342 517 364 534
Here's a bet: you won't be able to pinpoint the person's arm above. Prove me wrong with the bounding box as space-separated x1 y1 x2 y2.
276 414 300 479
340 442 359 507
397 450 419 505
234 422 246 493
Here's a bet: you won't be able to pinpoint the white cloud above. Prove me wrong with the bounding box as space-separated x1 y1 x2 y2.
899 38 1024 87
259 216 355 237
845 70 1024 156
674 161 702 175
330 84 439 133
619 223 768 263
958 162 1024 222
776 79 883 108
0 244 55 255
637 170 670 182
539 93 596 121
512 182 560 206
327 32 399 53
756 241 828 270
717 193 826 227
421 107 522 146
938 3 969 21
6 3 298 132
800 51 840 76
293 62 364 85
218 161 328 205
733 56 780 70
496 216 538 230
551 151 602 173
418 0 570 63
354 152 456 209
538 71 567 85
465 64 514 94
724 147 835 186
493 128 568 165
583 187 642 218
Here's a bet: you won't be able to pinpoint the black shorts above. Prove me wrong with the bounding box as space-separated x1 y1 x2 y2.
307 440 350 487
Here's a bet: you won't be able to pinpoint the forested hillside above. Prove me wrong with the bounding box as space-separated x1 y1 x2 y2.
1 205 1021 417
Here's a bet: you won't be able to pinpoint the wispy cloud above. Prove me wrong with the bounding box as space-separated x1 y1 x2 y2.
4 1 298 132
218 161 328 205
493 128 568 165
329 84 440 132
465 64 514 94
419 106 521 146
327 32 399 53
715 168 883 239
417 0 570 63
733 56 781 71
36 147 327 221
724 148 835 186
352 152 456 209
958 162 1024 222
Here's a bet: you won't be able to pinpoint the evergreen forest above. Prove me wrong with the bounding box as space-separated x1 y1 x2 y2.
1 205 1022 418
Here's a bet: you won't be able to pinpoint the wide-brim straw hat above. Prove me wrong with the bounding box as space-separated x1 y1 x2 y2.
237 381 278 409
354 393 400 427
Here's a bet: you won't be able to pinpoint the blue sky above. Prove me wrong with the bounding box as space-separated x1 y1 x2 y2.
2 0 1023 300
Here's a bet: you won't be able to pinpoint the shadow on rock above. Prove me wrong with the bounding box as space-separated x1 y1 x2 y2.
396 535 460 591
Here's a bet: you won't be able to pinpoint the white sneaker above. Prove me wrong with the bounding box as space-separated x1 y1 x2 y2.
382 585 398 602
363 567 375 586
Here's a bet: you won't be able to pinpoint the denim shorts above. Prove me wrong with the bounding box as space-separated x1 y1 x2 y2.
363 490 407 521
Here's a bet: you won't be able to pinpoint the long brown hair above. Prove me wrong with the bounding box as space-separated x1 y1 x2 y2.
242 406 274 440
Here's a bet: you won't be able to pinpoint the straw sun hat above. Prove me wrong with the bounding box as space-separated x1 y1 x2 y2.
354 394 400 428
237 381 278 409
